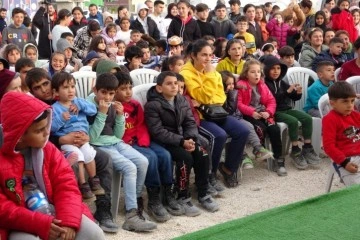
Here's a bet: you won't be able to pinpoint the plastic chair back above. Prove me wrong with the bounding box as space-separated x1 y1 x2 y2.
71 71 97 99
130 69 160 86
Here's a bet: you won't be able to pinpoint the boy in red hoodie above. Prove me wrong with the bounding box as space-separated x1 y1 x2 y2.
0 92 105 240
323 81 360 186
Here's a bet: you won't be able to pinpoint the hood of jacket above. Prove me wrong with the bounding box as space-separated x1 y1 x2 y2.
23 43 38 61
261 55 288 82
147 85 170 104
8 23 27 29
0 92 51 155
212 15 230 23
301 42 329 53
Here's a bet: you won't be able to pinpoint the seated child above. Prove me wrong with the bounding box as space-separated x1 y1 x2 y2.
304 61 335 117
82 51 100 67
155 39 168 67
167 35 184 56
234 16 256 55
56 38 82 73
128 29 142 47
0 69 21 100
45 52 67 77
0 92 105 240
60 32 75 46
323 81 360 186
124 45 143 72
50 72 104 200
0 57 9 71
137 41 161 70
114 72 183 222
115 39 126 57
86 73 157 232
101 23 119 47
161 55 185 73
220 71 274 171
15 58 35 93
2 43 21 71
88 35 116 62
117 17 131 45
144 71 219 216
312 37 347 71
261 55 321 170
23 43 42 67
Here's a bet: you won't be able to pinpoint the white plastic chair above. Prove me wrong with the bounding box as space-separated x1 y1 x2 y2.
79 66 93 71
132 83 156 107
286 67 322 155
318 94 330 118
130 69 160 86
37 59 49 68
71 71 96 99
334 68 341 82
346 76 360 92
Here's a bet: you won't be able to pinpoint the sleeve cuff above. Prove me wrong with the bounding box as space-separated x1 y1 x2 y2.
340 157 351 168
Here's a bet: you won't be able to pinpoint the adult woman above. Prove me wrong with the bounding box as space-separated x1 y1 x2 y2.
216 39 245 75
299 28 328 69
167 0 201 42
323 28 335 46
180 39 250 188
69 7 88 36
159 3 178 40
255 6 269 42
338 37 360 80
324 0 336 11
115 6 130 26
51 9 72 52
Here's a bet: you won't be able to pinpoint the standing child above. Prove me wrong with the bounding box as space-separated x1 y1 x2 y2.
237 59 285 173
2 43 21 71
266 13 296 49
216 39 245 75
261 55 321 170
51 72 104 200
323 81 360 186
220 71 274 172
86 73 157 232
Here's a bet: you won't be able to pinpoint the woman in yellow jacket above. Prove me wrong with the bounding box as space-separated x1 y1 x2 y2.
215 39 245 76
180 39 250 188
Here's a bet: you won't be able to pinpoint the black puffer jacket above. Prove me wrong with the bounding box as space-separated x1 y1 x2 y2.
130 17 160 40
262 55 302 111
167 16 201 42
144 86 198 147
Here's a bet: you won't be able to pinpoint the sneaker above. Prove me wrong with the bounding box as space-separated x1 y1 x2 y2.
122 209 157 232
209 173 225 192
177 197 201 217
163 185 184 216
219 162 239 188
88 176 105 195
275 158 287 177
80 182 96 200
241 155 254 169
198 195 219 213
254 147 273 161
94 196 119 233
290 151 308 170
302 147 322 165
206 183 218 197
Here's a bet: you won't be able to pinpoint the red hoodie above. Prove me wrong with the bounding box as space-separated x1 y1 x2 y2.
0 92 92 240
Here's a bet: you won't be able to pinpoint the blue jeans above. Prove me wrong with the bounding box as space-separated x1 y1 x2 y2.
98 142 148 211
132 142 173 187
200 116 250 173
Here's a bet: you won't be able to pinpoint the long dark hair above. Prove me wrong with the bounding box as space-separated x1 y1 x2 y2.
88 36 106 53
165 3 177 19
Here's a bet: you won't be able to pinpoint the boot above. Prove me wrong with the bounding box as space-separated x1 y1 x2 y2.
276 157 287 176
94 195 119 233
88 175 105 195
137 196 150 220
163 185 184 216
122 209 157 232
147 187 170 222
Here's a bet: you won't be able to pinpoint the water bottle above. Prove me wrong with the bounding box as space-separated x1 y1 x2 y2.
23 178 55 216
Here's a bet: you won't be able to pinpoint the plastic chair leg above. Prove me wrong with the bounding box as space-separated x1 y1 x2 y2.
111 170 122 221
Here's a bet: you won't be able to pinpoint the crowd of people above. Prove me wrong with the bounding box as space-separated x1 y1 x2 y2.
1 0 360 239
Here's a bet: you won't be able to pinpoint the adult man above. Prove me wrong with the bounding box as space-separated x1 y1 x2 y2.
229 0 241 24
32 3 56 59
87 4 104 27
145 0 154 14
74 20 101 59
131 3 160 41
264 2 273 21
0 8 7 34
149 0 165 25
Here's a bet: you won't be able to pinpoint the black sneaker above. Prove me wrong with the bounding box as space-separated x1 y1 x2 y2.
219 162 238 188
94 196 119 233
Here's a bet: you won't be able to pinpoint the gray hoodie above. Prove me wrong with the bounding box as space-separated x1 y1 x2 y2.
1 24 36 51
299 43 329 69
210 16 237 39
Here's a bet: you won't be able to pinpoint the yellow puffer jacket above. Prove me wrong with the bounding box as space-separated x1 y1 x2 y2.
215 57 245 75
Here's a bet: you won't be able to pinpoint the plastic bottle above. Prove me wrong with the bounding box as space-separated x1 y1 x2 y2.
23 179 55 216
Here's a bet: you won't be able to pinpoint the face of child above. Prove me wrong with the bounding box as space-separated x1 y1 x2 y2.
156 76 178 100
216 8 227 20
318 65 335 82
287 18 294 26
115 83 132 102
26 48 37 62
325 0 335 11
141 48 151 63
353 11 360 25
192 46 212 70
169 45 183 56
231 4 240 13
274 14 282 24
239 40 246 55
271 41 278 50
131 33 141 43
339 1 349 11
7 50 21 65
19 116 49 149
330 97 355 116
117 43 126 56
107 28 117 38
281 55 295 67
228 42 243 62
169 59 184 73
31 78 52 101
65 36 74 46
98 40 106 51
178 81 185 95
324 31 335 45
269 64 281 80
55 79 76 102
329 42 343 55
225 77 235 92
93 88 116 104
51 54 66 71
12 13 24 26
120 20 130 31
338 33 350 50
19 66 33 86
64 48 73 59
246 64 261 86
6 76 22 93
316 15 324 25
197 10 209 21
255 8 263 21
177 3 189 18
264 48 274 55
236 21 248 33
245 7 256 21
129 56 142 69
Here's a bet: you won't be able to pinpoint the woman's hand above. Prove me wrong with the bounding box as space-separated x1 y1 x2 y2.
252 112 262 120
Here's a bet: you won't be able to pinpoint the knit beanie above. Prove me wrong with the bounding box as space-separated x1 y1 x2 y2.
0 69 16 99
96 60 121 76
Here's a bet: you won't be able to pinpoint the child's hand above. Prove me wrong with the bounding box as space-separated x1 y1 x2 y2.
294 84 302 94
260 112 270 119
113 101 124 115
252 112 262 119
345 162 358 173
60 226 76 240
62 112 71 121
288 84 296 93
183 139 196 152
98 100 110 114
73 62 80 72
192 99 200 107
49 219 66 240
69 103 78 115
48 33 52 40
